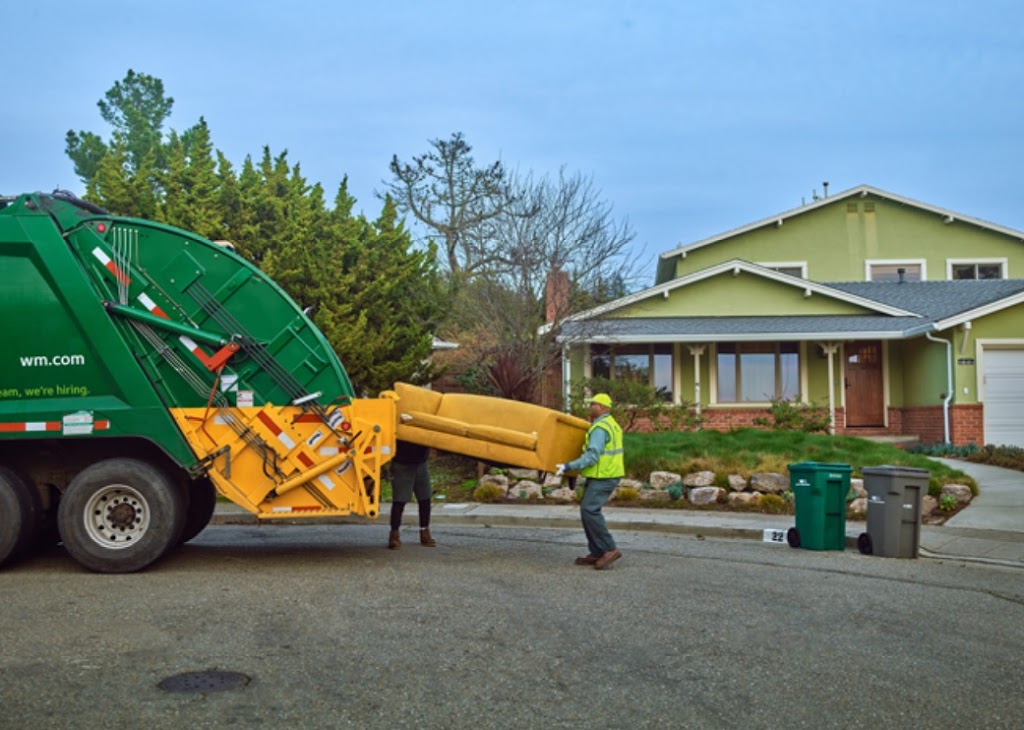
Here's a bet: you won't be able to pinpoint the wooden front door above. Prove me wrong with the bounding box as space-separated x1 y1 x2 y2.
845 340 885 427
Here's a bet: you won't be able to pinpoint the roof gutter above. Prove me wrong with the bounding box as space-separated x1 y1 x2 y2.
925 329 952 444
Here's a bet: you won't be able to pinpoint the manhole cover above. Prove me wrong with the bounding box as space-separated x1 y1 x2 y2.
158 671 250 693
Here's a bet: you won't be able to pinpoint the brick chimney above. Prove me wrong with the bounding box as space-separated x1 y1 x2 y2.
545 269 570 323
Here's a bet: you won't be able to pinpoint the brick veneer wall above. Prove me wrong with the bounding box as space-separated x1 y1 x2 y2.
950 404 984 446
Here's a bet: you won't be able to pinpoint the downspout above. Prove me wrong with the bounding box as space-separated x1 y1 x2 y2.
925 330 952 444
561 343 571 413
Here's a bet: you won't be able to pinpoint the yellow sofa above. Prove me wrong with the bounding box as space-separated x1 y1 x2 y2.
381 382 590 473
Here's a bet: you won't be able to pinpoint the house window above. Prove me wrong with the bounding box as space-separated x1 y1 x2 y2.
868 263 922 282
716 342 799 403
589 344 673 401
950 262 1005 280
759 261 807 278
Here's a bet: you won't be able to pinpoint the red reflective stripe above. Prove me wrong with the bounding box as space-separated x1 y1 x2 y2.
256 410 282 435
297 452 314 468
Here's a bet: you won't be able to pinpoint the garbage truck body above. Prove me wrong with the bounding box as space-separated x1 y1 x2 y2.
0 192 396 572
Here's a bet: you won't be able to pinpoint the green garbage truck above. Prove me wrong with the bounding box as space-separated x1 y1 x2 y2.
0 191 397 573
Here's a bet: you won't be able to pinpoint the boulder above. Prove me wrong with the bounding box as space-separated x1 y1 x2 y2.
619 478 645 491
848 497 867 514
649 471 683 490
542 474 564 488
751 472 788 495
639 488 672 503
850 478 867 498
683 471 716 488
507 481 543 500
508 468 541 481
727 491 761 506
727 474 748 492
477 474 509 494
941 483 973 504
689 487 723 505
547 487 577 503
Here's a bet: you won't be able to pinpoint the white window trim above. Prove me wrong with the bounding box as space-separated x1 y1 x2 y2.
757 261 808 278
865 258 928 281
946 257 1008 280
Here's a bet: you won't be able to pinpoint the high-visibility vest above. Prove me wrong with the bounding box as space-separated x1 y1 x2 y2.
581 415 624 479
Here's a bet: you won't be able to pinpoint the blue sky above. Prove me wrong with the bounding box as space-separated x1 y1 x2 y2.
3 1 1022 283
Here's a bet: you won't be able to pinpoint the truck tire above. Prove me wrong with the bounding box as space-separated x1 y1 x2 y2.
0 466 41 568
179 477 217 544
58 458 185 573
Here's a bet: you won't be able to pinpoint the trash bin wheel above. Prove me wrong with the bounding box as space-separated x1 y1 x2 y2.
786 527 800 549
857 532 873 555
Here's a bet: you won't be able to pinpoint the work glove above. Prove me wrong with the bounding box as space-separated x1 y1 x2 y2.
554 463 567 478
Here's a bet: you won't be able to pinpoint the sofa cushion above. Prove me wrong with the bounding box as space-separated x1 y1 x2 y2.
465 423 538 451
394 382 444 415
401 410 469 437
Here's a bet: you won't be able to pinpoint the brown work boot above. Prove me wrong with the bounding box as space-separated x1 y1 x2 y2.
420 528 436 547
594 549 621 570
388 529 401 550
575 555 599 566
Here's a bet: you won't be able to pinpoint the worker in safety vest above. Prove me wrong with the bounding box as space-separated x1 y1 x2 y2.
555 393 624 570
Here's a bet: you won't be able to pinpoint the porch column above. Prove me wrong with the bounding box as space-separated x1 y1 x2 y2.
687 345 706 420
819 342 841 436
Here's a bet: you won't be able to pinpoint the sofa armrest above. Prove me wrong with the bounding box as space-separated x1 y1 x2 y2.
535 411 590 471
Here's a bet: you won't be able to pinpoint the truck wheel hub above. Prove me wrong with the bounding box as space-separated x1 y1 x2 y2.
84 485 151 549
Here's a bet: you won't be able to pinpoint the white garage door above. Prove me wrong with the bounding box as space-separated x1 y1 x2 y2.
983 348 1024 447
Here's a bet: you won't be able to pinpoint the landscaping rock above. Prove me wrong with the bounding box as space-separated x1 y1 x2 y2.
639 488 672 503
547 487 577 503
850 478 866 498
508 468 540 481
649 471 683 489
941 483 973 504
619 478 645 491
688 486 723 505
728 474 748 492
542 474 564 488
751 472 788 494
923 495 938 514
848 497 867 514
683 471 715 488
477 474 509 494
727 491 761 506
507 481 543 500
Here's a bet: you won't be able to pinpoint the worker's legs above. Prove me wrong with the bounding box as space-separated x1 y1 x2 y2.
580 478 618 555
410 461 435 546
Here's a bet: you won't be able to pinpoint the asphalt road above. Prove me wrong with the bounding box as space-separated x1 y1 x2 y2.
2 524 1023 729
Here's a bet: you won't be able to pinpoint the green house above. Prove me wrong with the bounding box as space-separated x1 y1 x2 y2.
558 185 1024 447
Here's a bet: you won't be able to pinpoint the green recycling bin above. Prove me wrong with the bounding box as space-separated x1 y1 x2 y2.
857 466 930 558
786 462 852 551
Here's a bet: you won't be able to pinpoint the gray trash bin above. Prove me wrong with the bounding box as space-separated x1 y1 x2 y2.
857 466 930 558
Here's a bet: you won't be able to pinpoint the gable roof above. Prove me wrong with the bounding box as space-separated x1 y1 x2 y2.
556 258 916 328
655 184 1024 284
555 269 1024 344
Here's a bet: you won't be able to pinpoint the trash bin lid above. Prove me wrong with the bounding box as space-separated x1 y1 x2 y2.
788 462 852 472
862 465 930 478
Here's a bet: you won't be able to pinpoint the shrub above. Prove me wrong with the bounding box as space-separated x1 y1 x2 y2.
938 493 958 511
472 483 506 503
615 486 640 501
754 398 831 433
665 483 684 501
760 493 788 514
